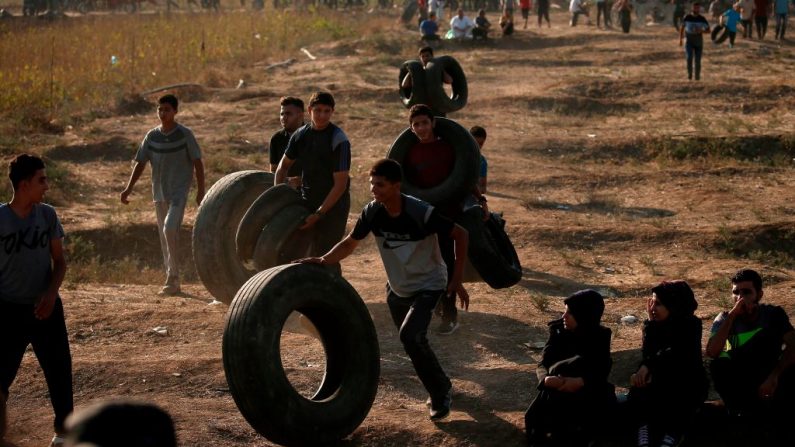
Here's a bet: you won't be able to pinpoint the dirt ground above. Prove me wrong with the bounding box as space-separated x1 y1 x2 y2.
4 8 795 447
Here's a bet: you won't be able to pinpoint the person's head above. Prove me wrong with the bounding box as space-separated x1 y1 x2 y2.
157 94 178 126
469 126 487 149
733 2 741 11
730 268 763 313
457 7 464 18
307 92 335 129
429 11 436 21
692 2 701 13
562 289 605 331
408 104 436 142
279 96 305 132
419 46 434 65
64 400 176 447
650 280 697 322
8 154 48 202
369 159 402 203
478 8 486 17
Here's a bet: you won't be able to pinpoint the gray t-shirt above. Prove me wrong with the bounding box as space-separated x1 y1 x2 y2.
135 123 202 202
0 203 65 305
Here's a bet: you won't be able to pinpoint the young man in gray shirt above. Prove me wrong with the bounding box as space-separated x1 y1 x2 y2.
0 154 71 447
120 94 205 296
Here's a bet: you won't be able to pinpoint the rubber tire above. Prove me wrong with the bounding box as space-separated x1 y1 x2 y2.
192 170 274 303
424 56 468 114
711 24 729 43
400 0 417 23
386 117 480 206
223 263 380 447
457 207 522 289
252 204 311 271
236 184 304 262
399 60 430 109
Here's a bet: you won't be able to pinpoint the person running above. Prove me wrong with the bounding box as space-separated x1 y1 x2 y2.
520 0 531 28
628 281 707 447
269 96 304 190
773 0 788 40
120 94 205 296
275 92 351 259
722 3 742 46
537 0 551 28
754 0 770 38
0 154 72 447
739 0 756 38
525 290 615 447
680 3 711 81
706 269 795 444
297 158 469 420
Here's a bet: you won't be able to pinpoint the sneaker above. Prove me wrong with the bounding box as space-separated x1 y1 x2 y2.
436 320 459 335
429 387 452 420
660 433 683 447
50 435 66 447
158 284 181 296
637 424 650 447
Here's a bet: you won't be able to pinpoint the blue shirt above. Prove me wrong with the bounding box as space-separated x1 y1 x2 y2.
420 19 439 36
774 0 788 14
722 9 741 32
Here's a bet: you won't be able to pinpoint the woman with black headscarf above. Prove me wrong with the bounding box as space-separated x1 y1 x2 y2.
628 280 708 447
525 289 615 447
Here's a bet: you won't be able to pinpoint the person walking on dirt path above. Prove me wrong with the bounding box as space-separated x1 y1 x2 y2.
120 94 205 297
520 0 532 28
721 3 742 46
274 91 351 258
269 96 304 190
296 158 468 421
628 281 707 447
706 269 795 445
0 154 72 447
754 0 770 38
773 0 788 39
401 47 453 116
614 0 633 32
537 0 551 27
525 290 615 447
596 0 610 27
680 3 710 81
403 104 487 335
739 0 756 37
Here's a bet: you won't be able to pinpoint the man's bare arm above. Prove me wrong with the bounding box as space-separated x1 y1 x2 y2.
120 161 146 204
274 155 296 185
193 158 206 206
296 234 360 265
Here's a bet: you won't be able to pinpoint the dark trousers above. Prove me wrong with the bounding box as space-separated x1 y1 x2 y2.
685 43 703 80
775 14 787 39
729 30 737 45
0 298 73 433
628 378 706 438
538 7 550 26
596 2 608 26
674 10 685 29
387 287 451 400
620 9 631 33
741 18 753 38
310 191 350 257
570 11 585 26
755 15 768 38
436 229 457 324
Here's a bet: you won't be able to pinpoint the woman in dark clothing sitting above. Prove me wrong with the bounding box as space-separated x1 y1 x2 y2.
525 289 615 447
629 280 708 447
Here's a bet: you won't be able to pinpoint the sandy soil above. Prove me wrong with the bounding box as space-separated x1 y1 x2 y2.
4 8 795 447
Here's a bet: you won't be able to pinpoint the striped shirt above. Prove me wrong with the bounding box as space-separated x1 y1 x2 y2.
135 123 202 202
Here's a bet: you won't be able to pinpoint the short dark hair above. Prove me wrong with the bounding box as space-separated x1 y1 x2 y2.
65 400 176 447
408 104 434 123
9 154 45 190
370 159 402 183
280 96 304 110
469 126 487 139
419 46 433 56
308 91 335 109
158 94 178 110
731 269 763 293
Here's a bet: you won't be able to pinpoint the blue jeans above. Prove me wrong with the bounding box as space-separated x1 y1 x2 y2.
775 14 787 39
685 43 703 80
386 287 451 400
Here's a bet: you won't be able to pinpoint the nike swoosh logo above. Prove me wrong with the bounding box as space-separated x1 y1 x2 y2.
383 241 409 250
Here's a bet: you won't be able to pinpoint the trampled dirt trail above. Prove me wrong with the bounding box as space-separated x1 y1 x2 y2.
4 8 795 447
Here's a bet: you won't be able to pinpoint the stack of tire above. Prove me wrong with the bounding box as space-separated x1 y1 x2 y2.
399 55 468 116
387 118 522 289
192 172 313 304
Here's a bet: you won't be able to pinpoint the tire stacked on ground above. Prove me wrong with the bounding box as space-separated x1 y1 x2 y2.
397 56 468 116
192 170 274 304
223 263 380 447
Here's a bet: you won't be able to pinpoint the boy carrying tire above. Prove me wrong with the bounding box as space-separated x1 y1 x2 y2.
297 159 468 420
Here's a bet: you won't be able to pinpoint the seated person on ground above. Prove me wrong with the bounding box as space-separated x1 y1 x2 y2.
706 269 795 442
420 11 441 40
628 281 707 447
525 290 615 447
500 12 515 35
449 8 475 39
473 9 492 40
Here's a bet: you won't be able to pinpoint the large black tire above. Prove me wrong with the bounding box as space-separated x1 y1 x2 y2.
458 207 522 289
223 263 380 447
711 24 729 44
236 184 304 262
252 204 311 271
424 56 468 114
386 117 480 206
193 170 274 303
399 60 430 109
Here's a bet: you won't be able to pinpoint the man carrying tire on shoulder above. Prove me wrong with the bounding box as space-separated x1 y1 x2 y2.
401 47 453 108
404 105 487 335
297 158 469 420
268 96 305 189
274 91 351 258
